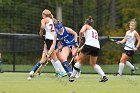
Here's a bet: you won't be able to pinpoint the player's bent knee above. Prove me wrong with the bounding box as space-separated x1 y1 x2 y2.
120 59 127 63
89 61 96 66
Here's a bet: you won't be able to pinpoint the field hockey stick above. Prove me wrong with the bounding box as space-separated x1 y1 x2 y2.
35 34 57 75
34 51 53 76
37 60 50 75
108 37 135 50
36 38 63 75
69 57 75 66
69 43 81 66
98 36 111 40
34 59 49 76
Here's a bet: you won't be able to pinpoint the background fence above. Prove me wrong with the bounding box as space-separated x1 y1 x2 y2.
0 0 140 75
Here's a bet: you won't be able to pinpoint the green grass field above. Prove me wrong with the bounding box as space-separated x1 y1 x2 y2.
2 64 140 74
0 72 139 93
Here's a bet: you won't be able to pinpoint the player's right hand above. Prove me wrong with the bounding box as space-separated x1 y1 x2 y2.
116 41 121 44
39 31 43 36
74 42 79 47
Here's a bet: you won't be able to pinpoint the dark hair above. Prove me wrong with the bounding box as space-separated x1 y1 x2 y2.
84 16 94 26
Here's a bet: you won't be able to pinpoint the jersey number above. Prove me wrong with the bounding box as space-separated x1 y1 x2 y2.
92 31 98 39
49 24 54 32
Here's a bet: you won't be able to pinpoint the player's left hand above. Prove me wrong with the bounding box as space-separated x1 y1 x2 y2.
39 31 44 38
133 47 138 51
46 53 51 61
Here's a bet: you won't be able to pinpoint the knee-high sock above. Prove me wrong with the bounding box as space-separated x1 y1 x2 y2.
62 61 72 73
118 63 124 75
71 62 81 77
125 61 134 70
32 61 41 72
54 60 66 73
94 64 105 78
51 59 60 72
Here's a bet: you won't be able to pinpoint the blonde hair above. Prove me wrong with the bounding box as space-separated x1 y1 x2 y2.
129 18 137 27
42 9 53 19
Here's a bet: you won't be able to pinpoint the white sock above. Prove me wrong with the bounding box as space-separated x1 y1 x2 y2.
54 60 66 73
118 63 124 75
51 59 60 72
71 62 81 77
94 64 105 78
125 61 134 70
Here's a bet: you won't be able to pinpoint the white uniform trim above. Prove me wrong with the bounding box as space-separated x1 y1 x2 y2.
44 18 55 40
124 30 136 50
84 29 100 48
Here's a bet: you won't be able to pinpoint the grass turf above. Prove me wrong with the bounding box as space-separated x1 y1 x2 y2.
0 72 139 93
1 64 140 74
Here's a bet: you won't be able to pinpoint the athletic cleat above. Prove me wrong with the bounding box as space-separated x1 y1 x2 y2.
55 72 61 77
29 71 34 78
131 67 138 74
67 72 72 77
99 76 108 82
29 71 34 75
75 71 81 78
69 76 75 82
55 72 67 77
59 72 67 77
29 74 34 78
114 73 121 76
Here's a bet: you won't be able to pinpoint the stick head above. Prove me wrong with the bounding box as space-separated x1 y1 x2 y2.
110 38 117 42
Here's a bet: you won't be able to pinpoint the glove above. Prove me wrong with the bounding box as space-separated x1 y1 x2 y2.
74 42 79 47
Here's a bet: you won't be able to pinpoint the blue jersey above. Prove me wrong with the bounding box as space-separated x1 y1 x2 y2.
56 27 75 47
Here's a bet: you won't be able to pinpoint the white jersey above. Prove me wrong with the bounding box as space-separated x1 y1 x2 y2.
44 18 56 40
124 30 136 50
84 29 100 48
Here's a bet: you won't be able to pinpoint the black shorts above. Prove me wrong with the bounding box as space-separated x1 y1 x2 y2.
45 39 53 50
81 44 100 56
45 39 58 50
123 50 134 57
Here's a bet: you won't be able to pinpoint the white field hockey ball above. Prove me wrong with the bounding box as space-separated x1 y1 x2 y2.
27 76 32 80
